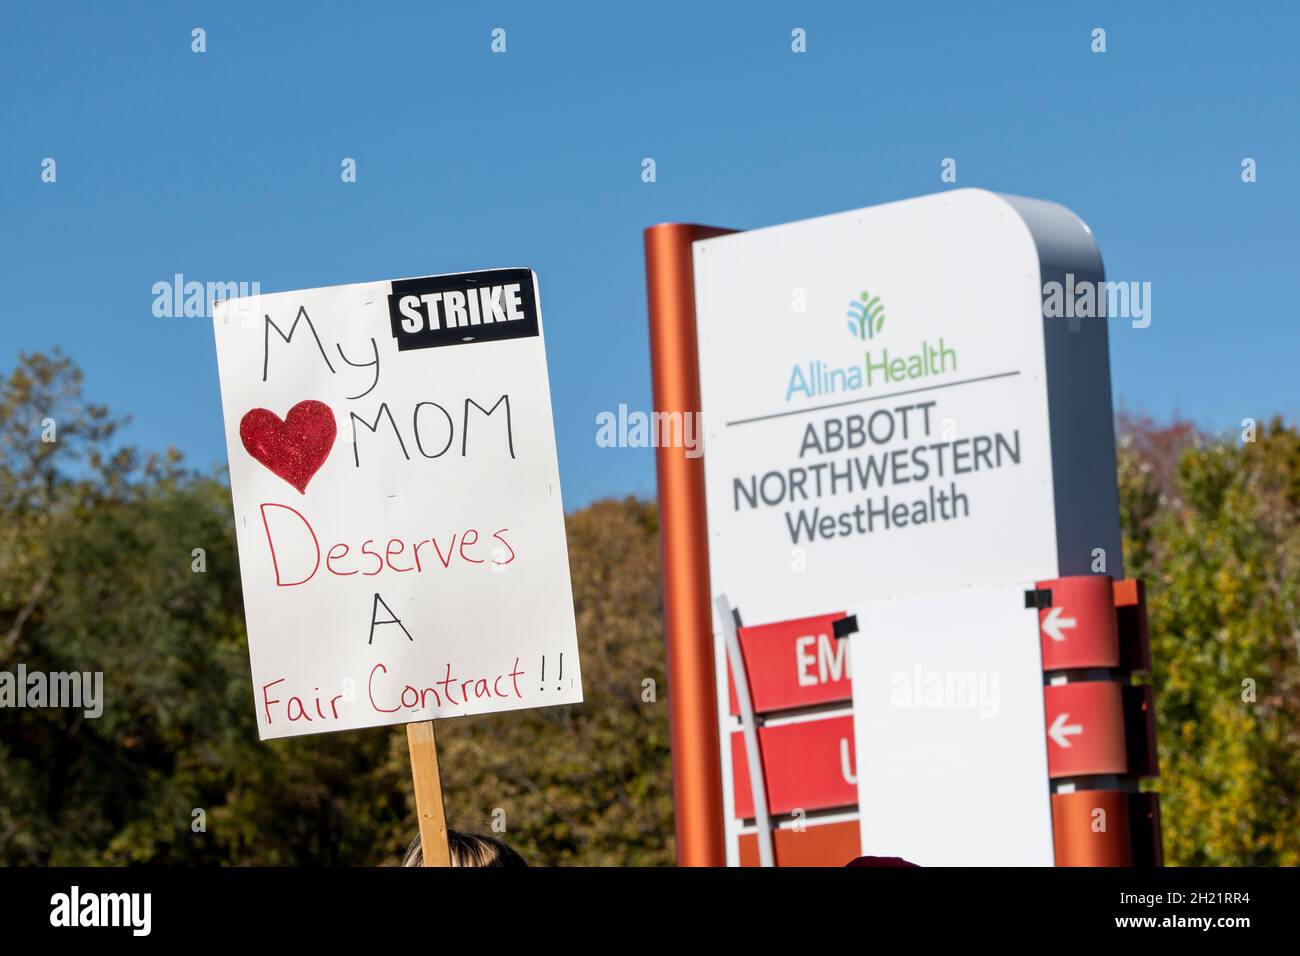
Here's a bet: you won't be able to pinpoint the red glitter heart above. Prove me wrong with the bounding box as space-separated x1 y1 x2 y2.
239 400 336 494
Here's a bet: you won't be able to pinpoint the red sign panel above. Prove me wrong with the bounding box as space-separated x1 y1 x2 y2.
1043 680 1127 778
731 714 857 818
1051 789 1163 867
727 612 851 716
1051 789 1134 866
1035 575 1120 671
737 818 861 867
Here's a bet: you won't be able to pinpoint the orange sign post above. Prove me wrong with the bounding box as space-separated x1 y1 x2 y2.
644 223 734 866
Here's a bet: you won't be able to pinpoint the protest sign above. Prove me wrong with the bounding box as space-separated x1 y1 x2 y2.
212 269 582 743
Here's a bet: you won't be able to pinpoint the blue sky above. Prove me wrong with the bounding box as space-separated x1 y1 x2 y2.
2 1 1297 507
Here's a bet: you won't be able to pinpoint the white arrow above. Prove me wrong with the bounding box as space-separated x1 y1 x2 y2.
1048 712 1084 748
1042 606 1077 642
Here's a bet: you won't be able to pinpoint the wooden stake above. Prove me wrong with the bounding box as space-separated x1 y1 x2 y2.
406 719 451 867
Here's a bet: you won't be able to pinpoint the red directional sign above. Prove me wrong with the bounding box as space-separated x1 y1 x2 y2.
727 612 852 716
1043 681 1128 778
1051 789 1134 866
737 818 861 867
1051 789 1163 867
731 715 857 818
1035 576 1120 670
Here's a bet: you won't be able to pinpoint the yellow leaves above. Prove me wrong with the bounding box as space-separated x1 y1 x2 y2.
1130 420 1300 865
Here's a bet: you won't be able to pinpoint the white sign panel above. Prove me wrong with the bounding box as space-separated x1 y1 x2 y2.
212 269 581 740
850 584 1055 866
692 189 1119 863
693 189 1121 622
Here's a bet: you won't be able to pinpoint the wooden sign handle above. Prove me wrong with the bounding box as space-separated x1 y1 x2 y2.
406 720 452 866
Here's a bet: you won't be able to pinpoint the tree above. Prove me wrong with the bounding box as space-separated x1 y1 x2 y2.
1118 414 1300 865
0 352 673 866
3 352 1298 866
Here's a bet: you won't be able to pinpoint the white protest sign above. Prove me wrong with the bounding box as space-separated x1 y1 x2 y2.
850 584 1055 866
212 269 581 740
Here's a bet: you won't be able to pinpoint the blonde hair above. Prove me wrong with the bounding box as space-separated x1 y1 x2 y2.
402 830 527 868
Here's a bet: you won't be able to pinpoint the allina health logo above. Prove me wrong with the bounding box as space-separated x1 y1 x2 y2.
847 290 886 339
784 288 958 402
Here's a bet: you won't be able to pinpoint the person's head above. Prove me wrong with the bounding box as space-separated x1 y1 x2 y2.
402 830 528 868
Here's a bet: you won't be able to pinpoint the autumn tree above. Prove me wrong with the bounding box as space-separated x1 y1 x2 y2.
3 353 1298 866
0 352 673 866
1118 413 1300 865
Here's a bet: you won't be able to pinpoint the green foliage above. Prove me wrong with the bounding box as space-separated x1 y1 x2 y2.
2 353 1297 866
0 352 671 865
1118 415 1300 865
